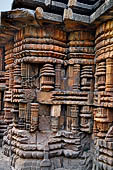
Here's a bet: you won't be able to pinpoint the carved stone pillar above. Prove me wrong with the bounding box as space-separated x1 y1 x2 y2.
106 58 113 92
21 62 27 87
95 71 98 92
68 65 73 90
55 64 61 90
14 64 21 88
19 102 27 129
5 70 9 88
30 103 39 132
70 105 79 132
66 106 71 131
26 103 31 130
40 64 55 91
12 103 19 128
51 105 61 132
80 106 92 133
9 66 14 90
73 64 80 90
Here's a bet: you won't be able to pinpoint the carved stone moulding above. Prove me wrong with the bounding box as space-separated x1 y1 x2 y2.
80 105 93 133
13 26 67 60
40 64 55 91
68 30 95 59
94 106 113 138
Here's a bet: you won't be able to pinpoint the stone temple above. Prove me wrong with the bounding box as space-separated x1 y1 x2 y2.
0 0 113 169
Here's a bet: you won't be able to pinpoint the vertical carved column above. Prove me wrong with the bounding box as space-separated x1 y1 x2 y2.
93 108 98 136
106 58 113 92
14 64 21 88
5 70 9 89
70 105 79 132
51 105 61 132
30 103 39 132
4 64 13 124
13 103 19 128
80 106 92 133
66 106 71 131
55 64 61 90
26 103 31 130
40 64 55 91
13 64 24 103
73 64 80 91
21 62 27 83
81 65 93 91
68 65 73 90
95 65 98 92
19 102 27 129
96 61 106 92
9 66 14 90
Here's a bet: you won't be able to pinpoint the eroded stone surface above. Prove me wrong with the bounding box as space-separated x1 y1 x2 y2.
0 148 11 170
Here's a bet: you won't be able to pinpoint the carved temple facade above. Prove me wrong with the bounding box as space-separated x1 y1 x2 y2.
0 0 113 169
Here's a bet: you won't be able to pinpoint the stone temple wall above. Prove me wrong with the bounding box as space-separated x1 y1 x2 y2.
0 47 7 146
0 0 113 170
2 26 94 170
93 20 113 170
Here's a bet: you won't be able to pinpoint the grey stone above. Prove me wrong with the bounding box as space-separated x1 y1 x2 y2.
23 167 31 170
32 161 37 167
31 168 37 170
0 148 11 170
